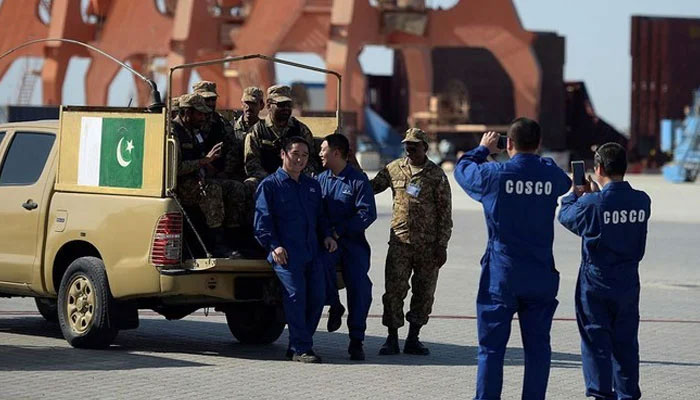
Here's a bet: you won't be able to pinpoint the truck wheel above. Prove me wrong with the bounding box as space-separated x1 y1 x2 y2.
34 297 58 322
57 257 118 348
224 303 285 345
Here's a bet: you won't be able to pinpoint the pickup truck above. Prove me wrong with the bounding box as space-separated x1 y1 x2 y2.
0 109 288 348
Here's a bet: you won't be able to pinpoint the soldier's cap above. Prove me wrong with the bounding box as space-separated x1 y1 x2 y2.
267 84 293 103
192 81 218 98
178 93 212 113
242 86 264 103
402 127 428 144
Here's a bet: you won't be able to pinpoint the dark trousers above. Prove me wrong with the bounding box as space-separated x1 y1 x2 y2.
475 253 560 400
324 240 373 341
273 258 325 354
576 265 641 400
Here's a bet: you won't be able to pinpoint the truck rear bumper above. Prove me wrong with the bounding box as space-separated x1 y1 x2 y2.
158 258 275 302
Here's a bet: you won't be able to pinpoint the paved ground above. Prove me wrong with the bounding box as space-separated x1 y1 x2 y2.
2 174 699 399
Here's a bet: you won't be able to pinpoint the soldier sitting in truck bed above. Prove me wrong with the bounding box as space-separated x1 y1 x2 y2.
244 85 322 183
172 92 244 258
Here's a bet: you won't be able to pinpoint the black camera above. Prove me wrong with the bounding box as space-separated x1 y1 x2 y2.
497 135 508 150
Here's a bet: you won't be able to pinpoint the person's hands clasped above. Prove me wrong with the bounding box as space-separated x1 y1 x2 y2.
480 131 501 154
324 236 338 253
272 246 288 266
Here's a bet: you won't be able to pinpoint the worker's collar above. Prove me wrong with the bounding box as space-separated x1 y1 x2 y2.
329 164 351 180
510 153 540 162
602 181 630 191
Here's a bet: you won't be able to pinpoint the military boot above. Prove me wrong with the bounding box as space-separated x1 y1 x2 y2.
348 339 365 361
378 328 400 355
404 323 430 355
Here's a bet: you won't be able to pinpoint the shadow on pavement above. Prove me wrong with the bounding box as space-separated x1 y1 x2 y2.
3 316 698 369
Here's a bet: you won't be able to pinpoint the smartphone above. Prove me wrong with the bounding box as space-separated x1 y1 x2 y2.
571 160 586 186
497 135 508 150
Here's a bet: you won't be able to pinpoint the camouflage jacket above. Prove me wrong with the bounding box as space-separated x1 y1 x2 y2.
244 115 321 181
221 115 255 181
172 115 207 179
201 112 233 174
371 158 453 247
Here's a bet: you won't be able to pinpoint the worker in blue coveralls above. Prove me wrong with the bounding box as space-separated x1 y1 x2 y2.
317 133 377 361
454 118 571 400
558 143 650 400
254 136 338 364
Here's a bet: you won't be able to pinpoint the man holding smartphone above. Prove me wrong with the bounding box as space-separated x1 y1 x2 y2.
559 143 651 400
454 118 571 400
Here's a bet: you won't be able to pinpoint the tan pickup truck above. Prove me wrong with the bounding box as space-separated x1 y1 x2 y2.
0 108 295 348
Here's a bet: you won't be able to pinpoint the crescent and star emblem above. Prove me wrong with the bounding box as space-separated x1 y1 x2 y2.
116 135 135 168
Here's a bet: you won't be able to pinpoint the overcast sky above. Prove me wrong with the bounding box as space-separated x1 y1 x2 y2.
1 0 699 131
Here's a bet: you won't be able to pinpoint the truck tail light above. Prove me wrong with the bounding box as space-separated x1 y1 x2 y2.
150 212 182 267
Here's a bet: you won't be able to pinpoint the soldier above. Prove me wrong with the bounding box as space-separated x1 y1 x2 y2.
370 128 453 356
172 93 240 258
559 143 650 400
192 80 233 174
244 84 321 183
225 86 264 182
454 120 571 400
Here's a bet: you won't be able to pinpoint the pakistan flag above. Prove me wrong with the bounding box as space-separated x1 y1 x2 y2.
77 116 145 188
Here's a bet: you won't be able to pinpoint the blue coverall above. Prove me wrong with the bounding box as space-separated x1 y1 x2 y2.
454 146 571 400
558 181 651 400
317 165 377 341
254 167 332 354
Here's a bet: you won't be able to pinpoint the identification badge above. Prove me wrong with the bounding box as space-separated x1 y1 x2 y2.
195 133 204 144
342 188 353 196
406 183 421 197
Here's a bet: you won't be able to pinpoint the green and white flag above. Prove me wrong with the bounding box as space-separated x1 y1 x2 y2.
78 116 145 188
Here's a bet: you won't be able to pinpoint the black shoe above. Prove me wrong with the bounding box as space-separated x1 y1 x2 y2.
403 338 430 355
378 335 400 355
348 339 365 361
327 304 345 332
292 350 322 363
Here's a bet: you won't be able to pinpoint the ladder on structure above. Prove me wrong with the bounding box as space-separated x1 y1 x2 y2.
16 58 41 105
662 89 700 183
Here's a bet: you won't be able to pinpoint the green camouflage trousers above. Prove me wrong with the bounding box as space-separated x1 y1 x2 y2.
177 177 251 228
382 242 443 328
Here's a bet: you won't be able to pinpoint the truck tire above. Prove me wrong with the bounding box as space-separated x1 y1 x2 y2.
34 297 58 322
224 303 285 345
57 257 118 348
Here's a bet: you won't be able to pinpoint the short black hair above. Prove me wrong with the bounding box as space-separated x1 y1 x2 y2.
282 136 310 152
594 142 627 177
323 133 350 159
507 117 541 151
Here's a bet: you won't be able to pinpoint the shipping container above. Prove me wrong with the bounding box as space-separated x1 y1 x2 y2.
630 16 700 163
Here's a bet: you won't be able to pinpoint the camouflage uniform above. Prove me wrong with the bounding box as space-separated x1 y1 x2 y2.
173 94 244 229
244 85 321 182
371 129 453 328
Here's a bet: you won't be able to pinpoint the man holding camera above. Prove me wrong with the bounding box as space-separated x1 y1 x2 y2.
559 143 650 400
454 118 571 400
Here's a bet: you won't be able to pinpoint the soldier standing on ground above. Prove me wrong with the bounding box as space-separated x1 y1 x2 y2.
244 85 321 183
172 93 238 257
370 128 453 356
559 143 650 400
